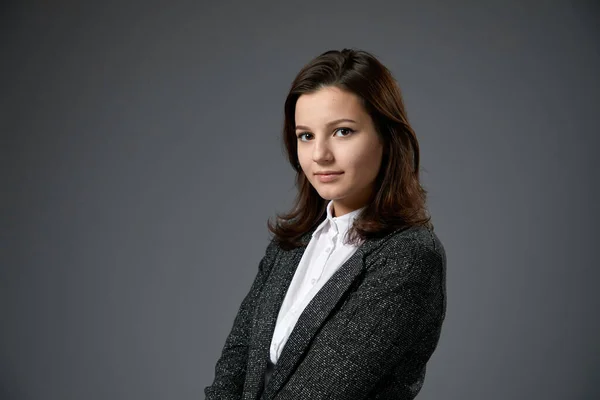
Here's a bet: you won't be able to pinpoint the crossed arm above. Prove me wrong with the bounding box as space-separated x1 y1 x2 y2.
204 240 278 400
205 237 446 400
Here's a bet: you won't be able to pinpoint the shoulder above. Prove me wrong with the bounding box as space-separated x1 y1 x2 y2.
369 225 446 273
387 225 444 258
255 237 282 275
265 236 280 256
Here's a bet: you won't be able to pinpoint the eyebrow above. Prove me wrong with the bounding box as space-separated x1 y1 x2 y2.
295 118 358 131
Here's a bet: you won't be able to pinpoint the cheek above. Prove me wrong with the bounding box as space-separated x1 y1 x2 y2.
347 144 380 168
297 150 308 166
347 146 382 178
299 155 313 176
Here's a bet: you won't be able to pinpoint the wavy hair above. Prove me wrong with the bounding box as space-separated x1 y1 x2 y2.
267 48 432 251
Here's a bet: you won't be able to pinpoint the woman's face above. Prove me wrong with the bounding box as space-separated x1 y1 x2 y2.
295 86 384 217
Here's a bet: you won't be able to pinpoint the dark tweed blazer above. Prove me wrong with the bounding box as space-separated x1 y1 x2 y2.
205 224 446 400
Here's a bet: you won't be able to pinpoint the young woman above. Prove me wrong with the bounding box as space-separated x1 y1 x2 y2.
205 48 446 400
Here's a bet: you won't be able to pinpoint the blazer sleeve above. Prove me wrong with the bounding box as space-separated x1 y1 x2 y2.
204 239 278 400
277 239 446 399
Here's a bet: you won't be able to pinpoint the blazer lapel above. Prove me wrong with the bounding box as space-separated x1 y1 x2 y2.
260 229 399 399
243 235 309 399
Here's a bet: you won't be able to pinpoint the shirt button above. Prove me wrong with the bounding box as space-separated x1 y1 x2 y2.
325 247 331 252
311 278 316 284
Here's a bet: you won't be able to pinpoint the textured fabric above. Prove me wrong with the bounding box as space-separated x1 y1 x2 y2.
264 360 275 389
204 224 446 400
270 200 364 364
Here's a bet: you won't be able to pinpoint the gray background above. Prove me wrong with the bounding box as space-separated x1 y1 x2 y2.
2 0 599 399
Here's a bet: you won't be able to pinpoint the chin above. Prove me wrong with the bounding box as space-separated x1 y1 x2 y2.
315 188 346 200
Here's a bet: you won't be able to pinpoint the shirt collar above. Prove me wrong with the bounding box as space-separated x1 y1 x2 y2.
312 200 365 239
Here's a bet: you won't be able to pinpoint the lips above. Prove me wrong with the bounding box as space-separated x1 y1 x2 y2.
315 172 343 183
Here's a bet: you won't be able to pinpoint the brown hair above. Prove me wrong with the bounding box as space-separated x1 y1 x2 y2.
267 48 432 251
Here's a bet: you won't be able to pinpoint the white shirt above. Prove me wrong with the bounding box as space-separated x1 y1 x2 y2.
269 200 366 364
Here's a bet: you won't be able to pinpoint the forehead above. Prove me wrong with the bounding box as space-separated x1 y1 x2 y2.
295 86 365 123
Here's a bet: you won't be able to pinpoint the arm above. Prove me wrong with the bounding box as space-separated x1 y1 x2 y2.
204 239 278 400
277 240 446 399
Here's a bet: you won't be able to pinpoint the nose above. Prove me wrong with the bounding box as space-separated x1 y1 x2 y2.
312 138 333 163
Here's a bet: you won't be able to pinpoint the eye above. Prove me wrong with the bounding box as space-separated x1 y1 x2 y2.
297 132 312 141
334 127 355 137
